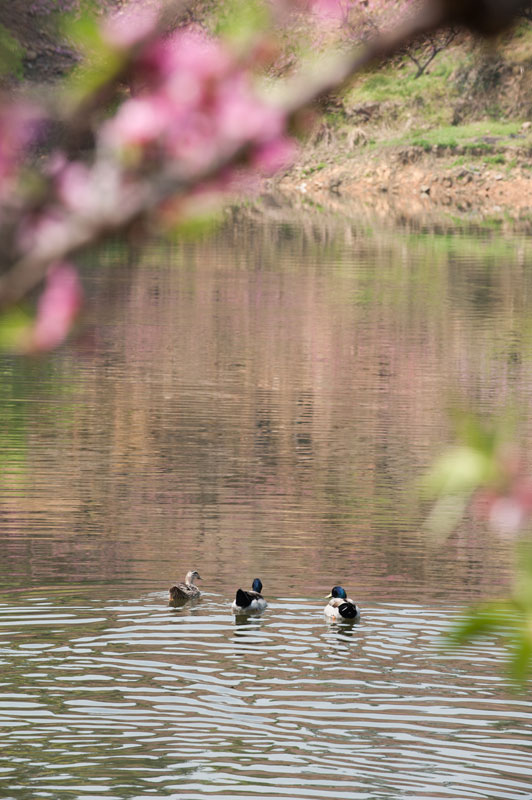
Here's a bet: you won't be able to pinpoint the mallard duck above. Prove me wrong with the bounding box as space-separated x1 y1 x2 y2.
231 578 267 614
168 570 202 604
324 586 360 622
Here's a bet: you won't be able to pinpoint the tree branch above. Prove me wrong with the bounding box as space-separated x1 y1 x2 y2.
0 0 530 310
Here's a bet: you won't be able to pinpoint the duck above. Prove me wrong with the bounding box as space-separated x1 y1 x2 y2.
231 578 267 614
324 586 360 622
168 570 202 604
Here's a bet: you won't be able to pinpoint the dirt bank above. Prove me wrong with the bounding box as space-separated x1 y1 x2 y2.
275 25 532 224
275 131 532 225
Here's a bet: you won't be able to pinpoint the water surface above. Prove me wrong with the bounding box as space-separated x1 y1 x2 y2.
1 210 532 798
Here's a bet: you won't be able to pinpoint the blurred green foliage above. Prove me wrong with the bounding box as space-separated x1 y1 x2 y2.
448 544 532 685
422 410 532 687
214 0 271 48
166 209 223 241
0 23 24 79
0 308 32 352
62 8 125 101
422 411 509 536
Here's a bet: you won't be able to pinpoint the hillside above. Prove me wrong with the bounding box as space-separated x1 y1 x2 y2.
2 2 531 224
276 25 532 223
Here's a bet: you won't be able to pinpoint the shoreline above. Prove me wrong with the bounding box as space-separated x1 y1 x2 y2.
272 136 532 228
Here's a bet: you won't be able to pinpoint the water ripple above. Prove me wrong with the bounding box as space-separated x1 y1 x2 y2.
0 594 530 799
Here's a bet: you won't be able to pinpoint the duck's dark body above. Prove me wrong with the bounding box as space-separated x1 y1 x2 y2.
232 578 267 613
336 601 359 619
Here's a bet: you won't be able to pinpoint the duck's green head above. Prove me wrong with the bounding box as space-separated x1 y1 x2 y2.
327 586 347 600
252 578 263 593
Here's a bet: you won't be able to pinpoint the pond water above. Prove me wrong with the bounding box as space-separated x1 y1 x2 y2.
1 208 532 799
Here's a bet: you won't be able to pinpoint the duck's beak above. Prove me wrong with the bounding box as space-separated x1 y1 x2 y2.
196 574 202 580
325 593 332 599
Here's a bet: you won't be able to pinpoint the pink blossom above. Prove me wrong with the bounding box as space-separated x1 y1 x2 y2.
487 497 528 539
54 161 95 213
157 29 230 84
471 447 532 539
100 27 295 179
136 28 231 93
101 96 172 151
101 30 233 164
28 262 83 352
214 76 284 144
164 111 220 171
17 209 69 256
252 136 298 174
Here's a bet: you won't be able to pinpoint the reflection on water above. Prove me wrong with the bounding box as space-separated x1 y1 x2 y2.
1 212 532 798
1 593 531 800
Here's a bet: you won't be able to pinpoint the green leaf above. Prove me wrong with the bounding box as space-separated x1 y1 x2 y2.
0 308 32 352
423 445 497 497
447 599 532 687
62 10 125 101
509 628 532 684
447 601 518 646
514 542 532 608
424 492 469 539
456 412 497 454
62 7 104 54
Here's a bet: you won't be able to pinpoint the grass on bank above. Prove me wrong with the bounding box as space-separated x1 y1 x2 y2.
392 120 527 150
334 24 532 155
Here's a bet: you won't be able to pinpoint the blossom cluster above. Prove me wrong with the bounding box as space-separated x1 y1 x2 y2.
0 6 301 352
472 448 532 539
100 25 296 177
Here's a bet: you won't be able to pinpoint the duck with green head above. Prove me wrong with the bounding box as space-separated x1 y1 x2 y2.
324 585 360 622
231 578 267 614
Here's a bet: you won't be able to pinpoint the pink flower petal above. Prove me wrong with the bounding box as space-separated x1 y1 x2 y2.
101 96 171 151
252 136 298 174
30 262 83 352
